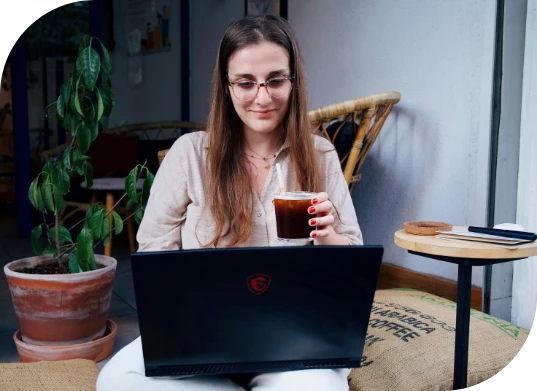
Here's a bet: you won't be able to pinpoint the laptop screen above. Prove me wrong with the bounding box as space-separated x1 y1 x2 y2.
131 245 383 376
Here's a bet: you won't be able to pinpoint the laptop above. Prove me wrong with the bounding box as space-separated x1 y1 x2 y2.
131 245 383 377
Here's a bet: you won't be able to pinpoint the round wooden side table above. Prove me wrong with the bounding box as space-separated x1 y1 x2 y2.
394 226 537 389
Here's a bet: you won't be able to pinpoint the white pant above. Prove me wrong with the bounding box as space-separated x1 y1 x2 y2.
97 337 351 391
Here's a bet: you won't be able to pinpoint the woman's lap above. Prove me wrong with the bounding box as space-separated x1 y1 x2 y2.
96 337 350 391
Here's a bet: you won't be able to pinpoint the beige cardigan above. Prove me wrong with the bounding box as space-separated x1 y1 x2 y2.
137 132 363 251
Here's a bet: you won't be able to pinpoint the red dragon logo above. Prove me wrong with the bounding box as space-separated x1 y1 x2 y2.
247 273 272 295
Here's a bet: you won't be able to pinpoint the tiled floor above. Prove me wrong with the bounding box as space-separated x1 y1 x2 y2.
0 209 139 369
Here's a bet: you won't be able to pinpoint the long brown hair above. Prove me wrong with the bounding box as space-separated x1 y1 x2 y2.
204 15 321 247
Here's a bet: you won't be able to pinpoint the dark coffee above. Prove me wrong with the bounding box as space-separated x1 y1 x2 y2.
274 192 315 240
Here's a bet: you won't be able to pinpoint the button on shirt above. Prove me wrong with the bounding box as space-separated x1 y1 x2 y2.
137 131 363 251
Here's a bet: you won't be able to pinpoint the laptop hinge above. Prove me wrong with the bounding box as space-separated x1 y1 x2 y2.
146 358 361 377
303 358 357 369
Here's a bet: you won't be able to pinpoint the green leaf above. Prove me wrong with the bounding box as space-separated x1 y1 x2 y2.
85 203 101 225
134 208 144 224
69 73 84 117
73 148 91 166
28 179 35 208
63 147 71 170
83 162 93 189
77 123 91 153
43 244 57 255
34 183 45 212
87 98 96 123
70 116 80 136
90 209 104 239
28 178 40 210
126 198 137 211
53 188 64 214
71 90 84 117
51 168 65 194
30 225 42 256
85 118 98 141
79 260 89 272
99 116 109 131
43 161 53 175
102 233 111 246
42 183 55 212
99 40 111 73
59 112 69 129
60 171 70 193
102 71 111 90
76 227 93 263
101 215 111 245
69 250 81 273
142 177 152 206
146 170 155 185
125 169 138 200
102 89 115 117
112 211 123 235
60 81 72 110
96 88 104 121
50 226 73 244
88 253 98 271
56 95 64 118
77 47 101 91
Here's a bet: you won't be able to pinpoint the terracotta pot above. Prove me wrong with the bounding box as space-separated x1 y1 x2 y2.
3 255 117 346
14 319 117 363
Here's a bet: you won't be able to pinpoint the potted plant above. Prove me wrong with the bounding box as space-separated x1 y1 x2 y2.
3 35 153 362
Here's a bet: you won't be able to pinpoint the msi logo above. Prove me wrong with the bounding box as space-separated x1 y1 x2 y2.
246 273 271 295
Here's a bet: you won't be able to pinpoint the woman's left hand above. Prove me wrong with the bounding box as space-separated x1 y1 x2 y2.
307 192 335 239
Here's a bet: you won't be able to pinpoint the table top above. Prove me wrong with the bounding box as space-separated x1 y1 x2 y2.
81 177 144 191
395 226 537 260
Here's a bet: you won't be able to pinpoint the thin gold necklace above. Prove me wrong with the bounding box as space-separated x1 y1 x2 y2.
244 145 279 168
243 153 274 169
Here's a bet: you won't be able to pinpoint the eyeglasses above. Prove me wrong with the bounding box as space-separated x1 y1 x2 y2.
228 76 294 102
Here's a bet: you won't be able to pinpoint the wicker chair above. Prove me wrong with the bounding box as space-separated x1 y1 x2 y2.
41 120 205 256
158 91 401 192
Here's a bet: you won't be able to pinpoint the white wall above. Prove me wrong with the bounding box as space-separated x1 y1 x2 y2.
107 0 244 125
291 0 497 286
190 0 244 123
108 0 534 322
512 0 537 330
108 0 183 127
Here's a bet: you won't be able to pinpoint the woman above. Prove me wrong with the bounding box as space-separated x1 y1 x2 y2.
97 15 362 391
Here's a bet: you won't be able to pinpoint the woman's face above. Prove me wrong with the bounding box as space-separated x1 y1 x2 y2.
227 41 292 137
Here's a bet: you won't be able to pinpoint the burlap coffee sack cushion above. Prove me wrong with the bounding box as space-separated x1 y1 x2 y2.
0 358 99 391
348 289 529 391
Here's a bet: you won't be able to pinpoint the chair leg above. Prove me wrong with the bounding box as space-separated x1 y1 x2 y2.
91 191 99 206
104 192 114 257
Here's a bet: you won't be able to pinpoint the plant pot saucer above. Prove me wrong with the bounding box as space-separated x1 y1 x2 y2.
13 319 117 363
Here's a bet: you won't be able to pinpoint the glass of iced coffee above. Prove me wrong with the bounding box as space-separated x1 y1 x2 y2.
273 191 316 242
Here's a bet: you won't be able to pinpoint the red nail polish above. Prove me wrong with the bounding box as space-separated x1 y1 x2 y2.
308 206 315 213
312 198 318 205
311 232 317 238
310 219 316 226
